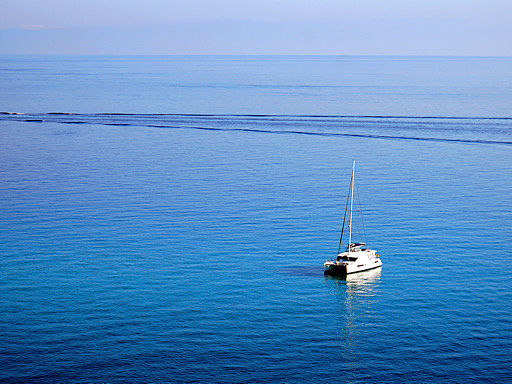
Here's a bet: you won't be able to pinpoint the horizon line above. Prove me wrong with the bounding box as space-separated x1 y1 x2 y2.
1 53 512 58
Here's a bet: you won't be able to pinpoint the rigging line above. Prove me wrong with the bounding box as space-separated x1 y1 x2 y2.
355 177 367 244
337 174 353 255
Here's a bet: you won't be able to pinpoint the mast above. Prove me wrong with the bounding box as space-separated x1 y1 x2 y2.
348 160 355 253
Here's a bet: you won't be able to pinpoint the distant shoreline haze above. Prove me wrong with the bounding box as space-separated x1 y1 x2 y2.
2 0 511 55
0 20 511 56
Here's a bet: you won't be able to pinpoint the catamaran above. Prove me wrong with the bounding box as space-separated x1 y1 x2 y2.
324 160 382 276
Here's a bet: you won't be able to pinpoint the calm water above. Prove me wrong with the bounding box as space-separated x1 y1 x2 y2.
1 56 512 383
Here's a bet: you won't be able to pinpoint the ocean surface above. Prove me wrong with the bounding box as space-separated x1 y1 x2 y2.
1 56 511 383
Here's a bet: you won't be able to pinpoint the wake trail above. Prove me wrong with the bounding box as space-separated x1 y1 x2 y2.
1 112 512 146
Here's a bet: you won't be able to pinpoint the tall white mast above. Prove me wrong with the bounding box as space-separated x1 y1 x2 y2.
348 160 355 253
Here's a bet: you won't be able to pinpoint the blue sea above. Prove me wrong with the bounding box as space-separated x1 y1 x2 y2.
1 56 511 383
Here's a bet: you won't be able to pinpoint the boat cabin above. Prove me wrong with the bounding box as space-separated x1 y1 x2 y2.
335 243 367 261
346 242 366 251
337 255 358 262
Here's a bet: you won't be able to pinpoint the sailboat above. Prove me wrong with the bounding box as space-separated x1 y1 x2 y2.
324 160 382 276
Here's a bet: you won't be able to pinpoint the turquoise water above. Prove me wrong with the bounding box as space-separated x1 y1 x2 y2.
1 56 512 383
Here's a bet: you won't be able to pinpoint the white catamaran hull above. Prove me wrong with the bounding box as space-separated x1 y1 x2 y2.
324 249 382 276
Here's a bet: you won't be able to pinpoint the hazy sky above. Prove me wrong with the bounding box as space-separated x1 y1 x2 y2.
1 0 511 55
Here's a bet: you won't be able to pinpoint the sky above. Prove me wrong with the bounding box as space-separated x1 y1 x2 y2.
1 0 511 55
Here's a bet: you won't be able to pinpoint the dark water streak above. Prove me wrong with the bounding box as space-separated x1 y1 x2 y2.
2 112 512 146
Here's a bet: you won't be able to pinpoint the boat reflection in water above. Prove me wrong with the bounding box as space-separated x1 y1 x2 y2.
325 266 382 295
325 268 382 357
